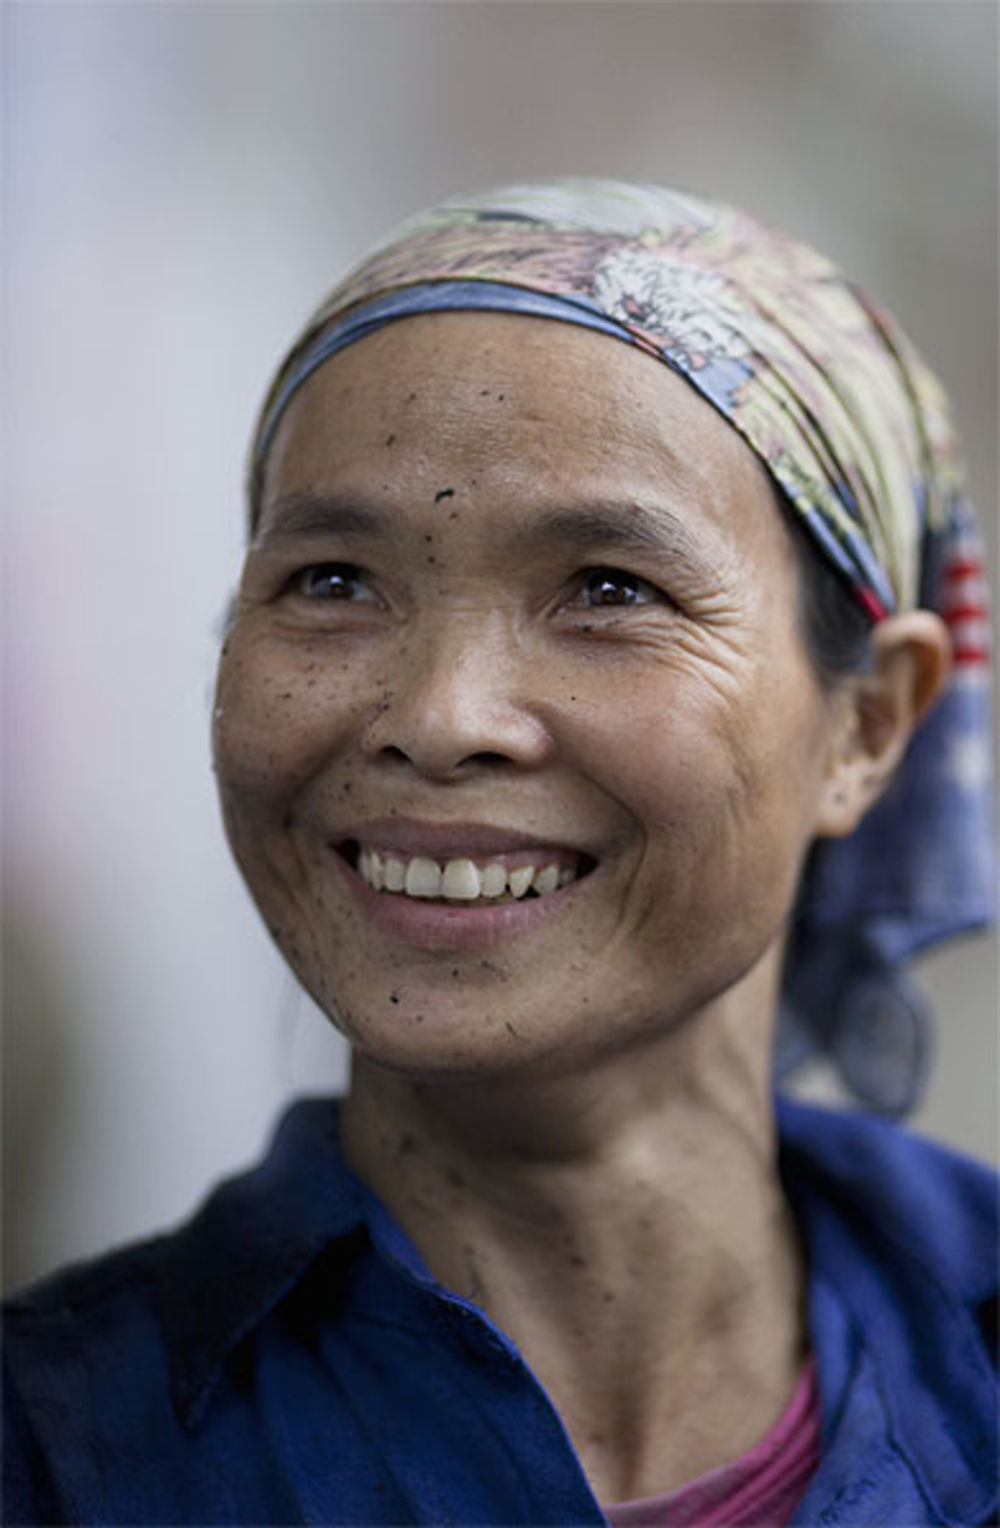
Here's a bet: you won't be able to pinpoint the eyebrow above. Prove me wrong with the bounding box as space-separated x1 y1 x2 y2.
254 493 394 546
255 491 724 582
521 502 723 582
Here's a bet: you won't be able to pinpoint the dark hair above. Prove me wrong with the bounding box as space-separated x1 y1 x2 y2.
777 494 877 686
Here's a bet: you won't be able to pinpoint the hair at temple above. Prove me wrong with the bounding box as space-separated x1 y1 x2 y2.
778 493 876 686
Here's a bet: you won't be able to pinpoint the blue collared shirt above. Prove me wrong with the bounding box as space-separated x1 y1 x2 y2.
4 1097 997 1525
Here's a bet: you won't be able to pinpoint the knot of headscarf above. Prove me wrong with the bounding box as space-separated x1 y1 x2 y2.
250 179 994 1116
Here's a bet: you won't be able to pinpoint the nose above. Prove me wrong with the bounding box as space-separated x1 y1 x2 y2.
363 621 554 780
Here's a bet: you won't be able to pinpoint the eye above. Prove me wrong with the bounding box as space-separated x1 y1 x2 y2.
289 562 375 602
576 567 664 609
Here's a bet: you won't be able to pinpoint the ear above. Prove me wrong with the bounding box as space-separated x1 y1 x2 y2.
814 610 952 839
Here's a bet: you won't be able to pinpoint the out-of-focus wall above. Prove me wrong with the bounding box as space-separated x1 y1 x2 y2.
4 1 996 1291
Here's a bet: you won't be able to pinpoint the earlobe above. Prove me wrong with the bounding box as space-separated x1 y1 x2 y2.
814 611 952 839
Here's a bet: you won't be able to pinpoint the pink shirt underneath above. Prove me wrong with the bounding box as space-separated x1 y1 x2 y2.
604 1359 821 1528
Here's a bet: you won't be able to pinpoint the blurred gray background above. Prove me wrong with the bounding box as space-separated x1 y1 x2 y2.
4 0 997 1292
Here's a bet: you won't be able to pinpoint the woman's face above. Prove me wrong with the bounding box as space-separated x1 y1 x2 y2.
214 313 847 1081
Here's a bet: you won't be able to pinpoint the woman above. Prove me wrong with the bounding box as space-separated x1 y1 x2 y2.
5 181 996 1526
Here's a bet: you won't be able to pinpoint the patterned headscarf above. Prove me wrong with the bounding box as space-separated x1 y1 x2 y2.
250 180 993 1116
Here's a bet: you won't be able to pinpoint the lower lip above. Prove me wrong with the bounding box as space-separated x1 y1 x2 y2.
332 852 584 950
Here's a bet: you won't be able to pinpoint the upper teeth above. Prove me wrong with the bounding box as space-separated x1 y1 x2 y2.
357 848 576 901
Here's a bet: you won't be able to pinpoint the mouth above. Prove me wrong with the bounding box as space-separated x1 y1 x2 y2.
335 840 595 906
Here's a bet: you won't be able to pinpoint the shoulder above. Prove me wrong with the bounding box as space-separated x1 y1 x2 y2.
776 1095 997 1305
776 1100 998 1524
2 1097 358 1525
3 1235 177 1524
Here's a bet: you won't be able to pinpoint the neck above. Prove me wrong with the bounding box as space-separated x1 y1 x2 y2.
340 981 807 1502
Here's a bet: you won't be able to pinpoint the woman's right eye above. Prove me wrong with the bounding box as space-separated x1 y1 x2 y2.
288 562 375 601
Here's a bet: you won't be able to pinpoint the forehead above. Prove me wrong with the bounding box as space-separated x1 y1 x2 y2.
259 311 783 562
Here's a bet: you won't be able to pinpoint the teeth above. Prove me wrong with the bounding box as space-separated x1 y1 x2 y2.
405 856 443 898
355 847 578 902
384 856 406 891
441 858 481 900
481 861 507 898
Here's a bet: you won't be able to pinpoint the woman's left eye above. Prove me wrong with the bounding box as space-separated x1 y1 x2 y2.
574 567 664 609
289 562 375 602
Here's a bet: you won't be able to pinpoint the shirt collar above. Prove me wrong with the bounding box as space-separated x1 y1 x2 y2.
158 1098 369 1426
777 1096 998 1527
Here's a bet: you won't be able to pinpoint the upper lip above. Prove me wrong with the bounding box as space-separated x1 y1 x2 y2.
333 817 591 860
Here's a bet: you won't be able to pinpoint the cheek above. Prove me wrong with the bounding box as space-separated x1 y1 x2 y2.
567 657 829 868
212 638 361 811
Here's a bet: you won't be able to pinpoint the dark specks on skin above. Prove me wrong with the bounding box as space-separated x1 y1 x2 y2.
385 434 396 447
434 487 454 503
505 1021 520 1038
389 992 400 1004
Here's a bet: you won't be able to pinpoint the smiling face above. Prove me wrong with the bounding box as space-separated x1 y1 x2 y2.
214 313 851 1082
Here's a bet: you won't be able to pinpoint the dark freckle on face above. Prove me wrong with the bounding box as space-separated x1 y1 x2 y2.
505 1021 520 1038
569 1253 587 1269
427 556 436 565
434 487 454 503
406 392 417 403
280 692 292 700
414 1013 425 1023
389 992 400 1004
385 434 396 447
602 1290 615 1303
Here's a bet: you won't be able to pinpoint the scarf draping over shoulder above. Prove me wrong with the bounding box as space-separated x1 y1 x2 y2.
250 179 994 1116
